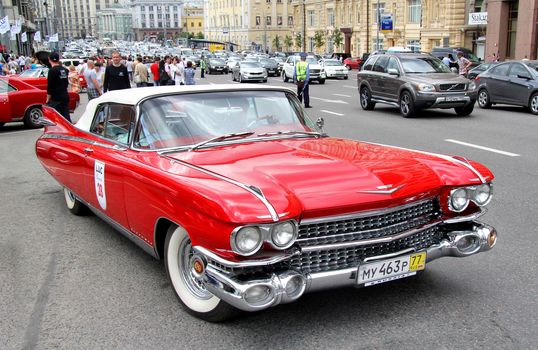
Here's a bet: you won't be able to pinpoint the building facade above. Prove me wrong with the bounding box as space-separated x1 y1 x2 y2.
1 0 37 55
182 5 204 35
486 0 538 60
204 0 295 52
130 0 183 41
97 6 134 40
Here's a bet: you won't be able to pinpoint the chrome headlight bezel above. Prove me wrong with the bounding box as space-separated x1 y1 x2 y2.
448 183 493 212
448 187 470 212
230 226 263 256
231 220 299 256
418 83 436 92
471 183 493 206
269 221 298 249
468 81 476 91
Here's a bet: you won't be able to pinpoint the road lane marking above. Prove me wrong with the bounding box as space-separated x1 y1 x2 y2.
0 128 42 136
333 93 351 98
445 139 520 157
311 96 348 104
344 85 357 89
321 110 344 116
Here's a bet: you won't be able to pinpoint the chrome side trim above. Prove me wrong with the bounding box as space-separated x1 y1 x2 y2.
363 248 415 262
299 198 434 225
443 209 487 224
162 155 280 222
40 134 127 151
371 98 399 107
300 221 441 252
193 246 300 268
73 192 158 258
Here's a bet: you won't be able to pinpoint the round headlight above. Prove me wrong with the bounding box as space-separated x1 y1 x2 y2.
449 188 470 212
473 183 492 206
232 227 262 256
271 221 297 248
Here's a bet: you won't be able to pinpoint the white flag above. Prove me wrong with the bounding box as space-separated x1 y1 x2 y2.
34 31 41 42
0 16 10 34
49 33 59 42
10 30 16 40
13 19 22 34
21 32 27 42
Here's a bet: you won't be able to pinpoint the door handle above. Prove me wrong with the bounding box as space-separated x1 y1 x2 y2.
83 148 94 154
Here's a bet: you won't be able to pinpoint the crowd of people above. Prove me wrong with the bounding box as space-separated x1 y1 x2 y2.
0 52 43 75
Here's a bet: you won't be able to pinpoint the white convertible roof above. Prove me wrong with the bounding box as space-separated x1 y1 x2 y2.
75 84 294 131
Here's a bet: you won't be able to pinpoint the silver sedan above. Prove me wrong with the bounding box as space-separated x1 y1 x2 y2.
231 61 268 83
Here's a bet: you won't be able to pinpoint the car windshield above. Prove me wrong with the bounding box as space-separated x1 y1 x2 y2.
306 57 317 64
260 59 276 65
523 61 538 74
135 91 318 150
210 59 225 64
400 58 451 73
20 69 47 77
324 60 343 66
241 62 260 68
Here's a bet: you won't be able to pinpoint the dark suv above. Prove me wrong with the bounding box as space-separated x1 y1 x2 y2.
430 47 481 68
357 53 477 117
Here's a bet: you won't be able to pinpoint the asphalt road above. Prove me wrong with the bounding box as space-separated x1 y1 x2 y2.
1 72 537 349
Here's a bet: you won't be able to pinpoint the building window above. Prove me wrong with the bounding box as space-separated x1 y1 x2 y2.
507 1 518 58
327 8 334 26
407 39 421 52
373 38 383 50
266 0 271 3
357 5 360 23
309 37 315 51
149 6 153 11
408 0 421 23
373 2 385 24
308 10 316 26
277 16 282 26
474 0 485 12
266 16 271 25
288 16 293 26
256 16 260 26
327 38 334 53
199 22 202 27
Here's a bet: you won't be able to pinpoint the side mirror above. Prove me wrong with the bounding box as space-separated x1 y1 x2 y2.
517 74 532 80
316 117 325 130
387 68 400 76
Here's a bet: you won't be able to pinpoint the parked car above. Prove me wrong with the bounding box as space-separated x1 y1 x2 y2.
343 57 364 70
476 60 538 114
206 58 228 74
225 57 243 72
357 53 477 118
319 59 349 79
231 61 267 83
282 55 326 84
18 67 87 91
467 63 495 80
258 58 280 76
0 76 79 128
34 85 497 322
430 47 481 68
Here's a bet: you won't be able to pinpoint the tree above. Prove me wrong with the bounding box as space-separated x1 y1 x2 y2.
196 32 204 39
313 30 325 53
294 33 302 50
284 35 293 51
272 35 281 51
332 30 343 52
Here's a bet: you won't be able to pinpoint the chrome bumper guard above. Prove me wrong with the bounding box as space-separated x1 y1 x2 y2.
195 221 497 312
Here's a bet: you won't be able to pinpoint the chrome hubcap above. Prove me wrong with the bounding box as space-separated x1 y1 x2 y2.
401 95 410 114
361 89 369 107
30 108 43 123
179 239 211 299
531 96 538 112
479 91 488 106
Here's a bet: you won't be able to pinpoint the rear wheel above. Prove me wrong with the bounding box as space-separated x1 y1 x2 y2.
359 86 376 110
478 89 492 109
164 225 239 322
529 93 538 115
282 71 289 82
455 104 475 116
63 188 88 215
0 122 4 129
319 79 325 84
399 91 416 118
24 106 43 128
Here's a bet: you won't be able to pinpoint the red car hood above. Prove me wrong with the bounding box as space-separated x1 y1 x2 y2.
166 138 492 220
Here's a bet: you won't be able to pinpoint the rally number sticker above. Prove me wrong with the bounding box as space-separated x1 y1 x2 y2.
94 160 107 210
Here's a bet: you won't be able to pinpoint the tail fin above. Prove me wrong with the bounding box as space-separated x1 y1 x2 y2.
41 105 76 134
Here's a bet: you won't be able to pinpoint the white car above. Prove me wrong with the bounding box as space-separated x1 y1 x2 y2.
319 59 349 79
282 55 326 84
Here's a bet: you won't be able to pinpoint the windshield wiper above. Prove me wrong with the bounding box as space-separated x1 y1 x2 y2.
257 130 326 138
188 132 255 151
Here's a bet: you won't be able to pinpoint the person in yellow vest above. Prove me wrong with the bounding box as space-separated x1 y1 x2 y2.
293 53 312 108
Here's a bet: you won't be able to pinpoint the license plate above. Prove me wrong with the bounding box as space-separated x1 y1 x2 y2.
445 96 465 102
217 68 222 70
357 252 426 287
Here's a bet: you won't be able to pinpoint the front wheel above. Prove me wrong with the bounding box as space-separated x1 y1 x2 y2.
529 93 538 115
282 71 289 82
400 91 417 118
24 106 43 128
318 79 325 84
455 104 474 116
164 226 239 322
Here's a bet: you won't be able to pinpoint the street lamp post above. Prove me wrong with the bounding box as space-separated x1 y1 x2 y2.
302 0 306 52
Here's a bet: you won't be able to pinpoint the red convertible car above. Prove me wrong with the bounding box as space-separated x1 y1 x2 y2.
35 85 497 322
18 67 87 91
0 76 80 128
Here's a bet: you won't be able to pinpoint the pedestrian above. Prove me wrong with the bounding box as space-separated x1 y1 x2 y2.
170 57 182 85
184 61 196 85
178 57 186 84
159 57 173 85
94 62 105 91
456 51 472 77
83 60 102 100
200 55 206 78
103 51 130 92
46 52 71 122
442 53 451 66
67 65 81 93
150 57 160 86
126 57 133 81
133 56 149 87
293 53 311 108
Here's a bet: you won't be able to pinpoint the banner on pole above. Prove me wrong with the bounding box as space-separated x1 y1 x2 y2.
34 31 41 42
0 16 10 34
49 33 59 42
21 32 27 42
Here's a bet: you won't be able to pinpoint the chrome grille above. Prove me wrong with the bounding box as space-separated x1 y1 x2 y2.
298 200 438 246
284 226 442 273
439 83 466 91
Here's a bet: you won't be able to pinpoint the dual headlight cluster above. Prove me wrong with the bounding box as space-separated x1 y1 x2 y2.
448 183 493 212
231 220 298 256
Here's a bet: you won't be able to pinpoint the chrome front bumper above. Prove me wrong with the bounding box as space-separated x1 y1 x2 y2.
194 221 497 312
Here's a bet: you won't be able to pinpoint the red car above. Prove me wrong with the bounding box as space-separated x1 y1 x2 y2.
35 85 497 322
0 76 80 128
343 57 363 70
18 67 88 91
